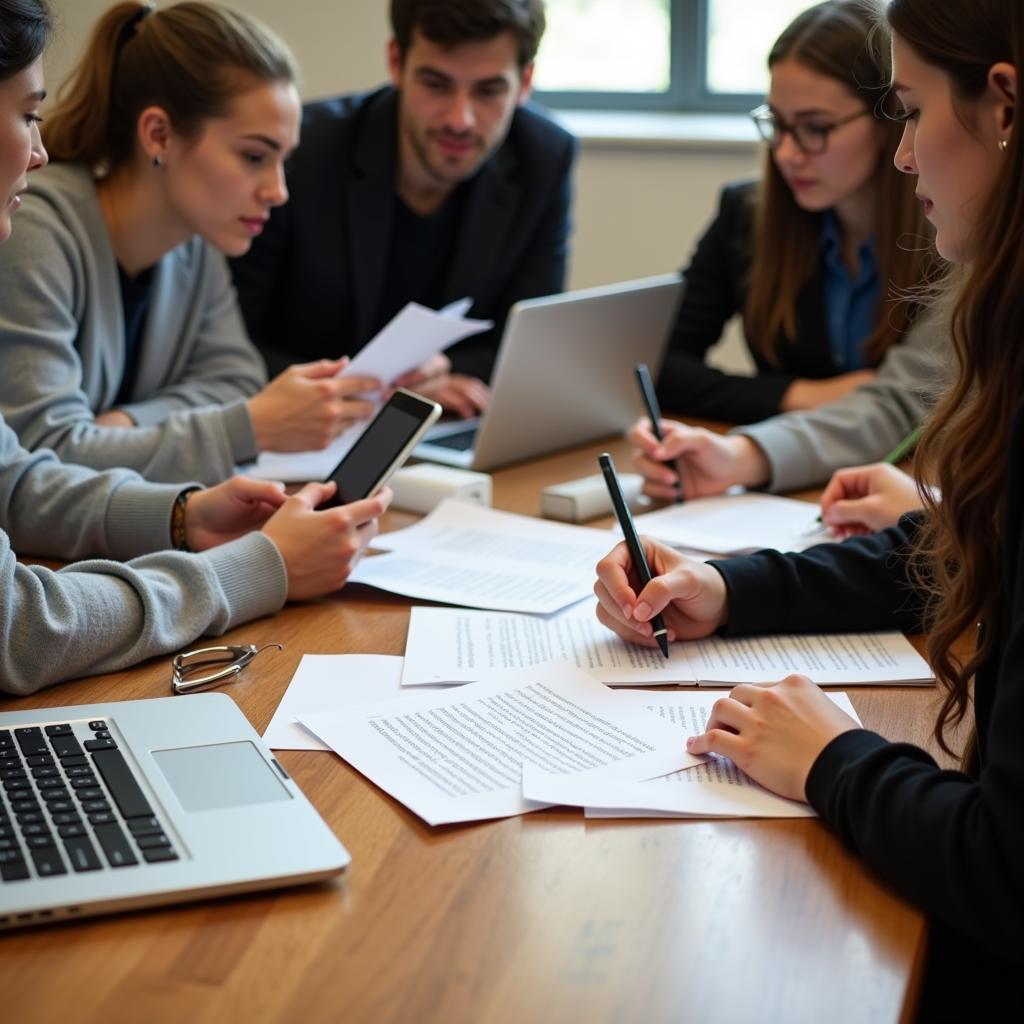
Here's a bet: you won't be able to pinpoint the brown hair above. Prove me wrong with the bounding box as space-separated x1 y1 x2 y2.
390 0 545 69
0 0 51 82
745 0 930 366
42 1 297 171
886 0 1022 760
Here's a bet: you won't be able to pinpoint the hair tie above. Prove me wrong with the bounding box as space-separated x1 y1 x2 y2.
125 3 155 37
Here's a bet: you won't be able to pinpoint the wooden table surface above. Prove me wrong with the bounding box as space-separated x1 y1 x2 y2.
0 434 948 1024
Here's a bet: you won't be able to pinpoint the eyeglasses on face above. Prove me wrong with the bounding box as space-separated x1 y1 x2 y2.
749 104 871 156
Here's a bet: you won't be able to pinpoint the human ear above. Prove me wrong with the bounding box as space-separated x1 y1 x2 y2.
517 62 534 105
387 38 402 88
988 61 1017 138
137 106 173 165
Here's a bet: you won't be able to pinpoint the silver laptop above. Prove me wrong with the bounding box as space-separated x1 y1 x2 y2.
414 273 683 470
0 693 348 928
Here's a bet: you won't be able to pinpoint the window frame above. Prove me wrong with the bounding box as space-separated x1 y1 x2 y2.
533 0 764 115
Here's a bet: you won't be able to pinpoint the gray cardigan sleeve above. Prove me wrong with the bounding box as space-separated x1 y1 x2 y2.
733 308 949 492
0 415 288 695
0 180 264 486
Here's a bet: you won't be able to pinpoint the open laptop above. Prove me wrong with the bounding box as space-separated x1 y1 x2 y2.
414 273 684 470
0 693 348 929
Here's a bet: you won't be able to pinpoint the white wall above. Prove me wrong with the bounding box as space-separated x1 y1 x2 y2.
45 0 759 369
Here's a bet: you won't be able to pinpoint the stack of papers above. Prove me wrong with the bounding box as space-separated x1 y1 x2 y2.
247 301 492 482
400 603 935 688
634 492 827 555
522 691 861 819
349 500 613 613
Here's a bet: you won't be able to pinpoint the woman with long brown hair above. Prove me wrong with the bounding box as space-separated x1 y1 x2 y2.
596 0 1023 1014
635 0 944 499
0 1 384 485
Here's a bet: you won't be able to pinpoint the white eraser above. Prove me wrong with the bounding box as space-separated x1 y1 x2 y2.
542 472 644 522
389 463 492 514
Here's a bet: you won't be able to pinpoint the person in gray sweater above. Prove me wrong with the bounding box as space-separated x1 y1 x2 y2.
0 1 393 486
0 0 389 696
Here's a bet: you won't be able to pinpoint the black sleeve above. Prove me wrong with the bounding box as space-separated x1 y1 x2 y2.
447 137 576 382
656 185 796 423
712 514 928 637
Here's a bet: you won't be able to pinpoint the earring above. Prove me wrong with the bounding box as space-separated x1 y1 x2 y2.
152 154 163 168
999 138 1009 152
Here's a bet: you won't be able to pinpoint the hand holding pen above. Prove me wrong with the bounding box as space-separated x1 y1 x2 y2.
634 363 683 504
599 452 670 657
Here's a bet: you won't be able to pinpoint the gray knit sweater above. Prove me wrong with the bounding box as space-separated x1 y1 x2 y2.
0 163 266 485
0 413 287 695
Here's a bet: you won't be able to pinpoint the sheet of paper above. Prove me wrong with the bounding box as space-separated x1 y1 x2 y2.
634 492 828 555
299 661 701 826
401 602 934 687
246 302 492 482
351 500 614 614
522 691 861 819
263 654 450 751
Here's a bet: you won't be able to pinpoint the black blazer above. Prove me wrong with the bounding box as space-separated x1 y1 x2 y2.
713 400 1024 1018
657 180 845 423
230 87 576 381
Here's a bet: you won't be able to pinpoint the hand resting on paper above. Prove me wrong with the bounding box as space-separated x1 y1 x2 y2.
685 675 861 802
819 463 925 539
594 537 729 645
392 353 490 419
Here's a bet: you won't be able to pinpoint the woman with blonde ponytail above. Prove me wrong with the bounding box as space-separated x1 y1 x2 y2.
0 0 390 694
594 1 1024 1016
0 2 382 485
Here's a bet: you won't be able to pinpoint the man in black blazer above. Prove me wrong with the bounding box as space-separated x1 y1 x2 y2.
231 0 576 418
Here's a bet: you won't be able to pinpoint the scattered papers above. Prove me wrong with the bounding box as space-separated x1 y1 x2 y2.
349 499 613 614
299 662 700 826
264 654 446 751
401 602 935 687
247 302 492 482
522 691 861 819
634 492 828 555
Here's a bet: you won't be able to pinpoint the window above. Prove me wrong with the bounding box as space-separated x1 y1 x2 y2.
534 0 813 112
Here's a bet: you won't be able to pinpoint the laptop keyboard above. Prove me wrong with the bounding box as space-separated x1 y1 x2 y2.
0 719 178 883
425 426 478 451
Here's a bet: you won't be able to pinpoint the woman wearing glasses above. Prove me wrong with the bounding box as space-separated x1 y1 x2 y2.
637 0 944 498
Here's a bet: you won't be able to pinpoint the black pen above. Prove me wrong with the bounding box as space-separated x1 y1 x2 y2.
598 452 670 658
634 363 683 504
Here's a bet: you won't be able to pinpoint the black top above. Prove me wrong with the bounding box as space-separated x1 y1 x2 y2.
375 188 467 332
658 180 861 423
711 401 1024 1019
115 263 155 407
230 87 577 382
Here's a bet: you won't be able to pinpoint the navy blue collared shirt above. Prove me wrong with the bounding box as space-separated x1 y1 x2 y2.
819 211 878 370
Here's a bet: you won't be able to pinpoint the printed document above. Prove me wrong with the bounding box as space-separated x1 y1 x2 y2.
264 654 449 751
521 691 861 819
400 603 935 687
350 500 613 613
634 492 828 555
247 302 491 481
299 662 700 826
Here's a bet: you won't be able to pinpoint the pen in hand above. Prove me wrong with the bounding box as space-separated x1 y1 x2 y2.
635 363 683 505
598 452 670 658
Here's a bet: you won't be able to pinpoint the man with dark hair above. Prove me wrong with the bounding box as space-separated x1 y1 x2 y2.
231 0 575 418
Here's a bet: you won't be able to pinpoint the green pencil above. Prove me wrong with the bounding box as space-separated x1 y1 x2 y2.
883 424 925 465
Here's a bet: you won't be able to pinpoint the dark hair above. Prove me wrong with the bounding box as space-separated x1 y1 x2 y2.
0 0 51 82
887 0 1022 761
745 0 930 366
42 1 297 171
390 0 545 68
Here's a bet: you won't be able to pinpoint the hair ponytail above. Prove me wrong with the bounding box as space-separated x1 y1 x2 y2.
43 1 297 172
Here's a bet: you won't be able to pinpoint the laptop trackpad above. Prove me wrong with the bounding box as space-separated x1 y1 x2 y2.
153 742 291 812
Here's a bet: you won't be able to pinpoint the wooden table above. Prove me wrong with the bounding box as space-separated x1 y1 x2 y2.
0 435 948 1023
